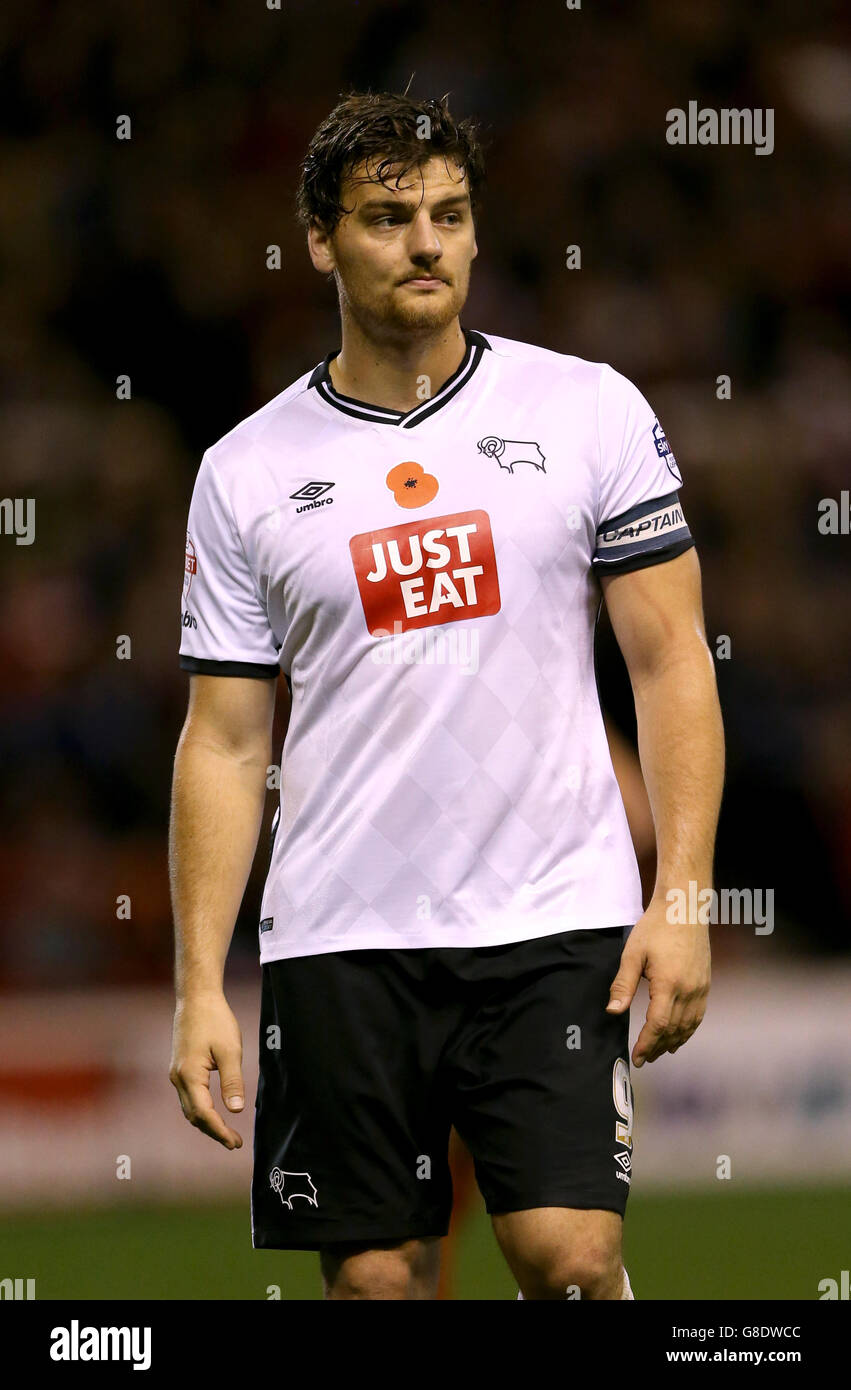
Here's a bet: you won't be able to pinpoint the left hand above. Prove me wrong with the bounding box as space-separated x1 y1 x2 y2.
605 897 711 1067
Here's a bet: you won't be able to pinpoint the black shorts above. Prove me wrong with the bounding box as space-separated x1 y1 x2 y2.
251 926 634 1251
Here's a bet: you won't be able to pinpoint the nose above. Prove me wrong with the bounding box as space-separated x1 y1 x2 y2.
406 209 443 264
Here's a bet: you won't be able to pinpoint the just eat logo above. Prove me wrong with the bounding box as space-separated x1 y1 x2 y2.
349 510 501 636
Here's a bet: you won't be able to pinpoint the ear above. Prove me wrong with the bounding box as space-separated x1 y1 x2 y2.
307 222 336 275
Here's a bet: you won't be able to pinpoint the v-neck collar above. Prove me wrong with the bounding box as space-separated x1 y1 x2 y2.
308 326 491 429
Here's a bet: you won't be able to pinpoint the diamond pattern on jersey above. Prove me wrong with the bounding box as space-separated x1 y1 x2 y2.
178 332 678 955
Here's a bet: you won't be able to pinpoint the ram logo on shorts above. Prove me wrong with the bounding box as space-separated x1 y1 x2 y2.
270 1168 319 1209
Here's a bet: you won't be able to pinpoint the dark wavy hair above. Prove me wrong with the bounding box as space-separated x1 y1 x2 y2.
296 89 486 234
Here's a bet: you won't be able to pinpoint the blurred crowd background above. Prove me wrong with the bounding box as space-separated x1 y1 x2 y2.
1 0 849 991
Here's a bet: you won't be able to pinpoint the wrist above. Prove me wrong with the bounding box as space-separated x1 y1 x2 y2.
652 873 714 899
650 880 716 928
174 972 226 1003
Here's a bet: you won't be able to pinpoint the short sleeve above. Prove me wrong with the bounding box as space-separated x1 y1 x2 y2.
592 365 695 576
179 451 280 678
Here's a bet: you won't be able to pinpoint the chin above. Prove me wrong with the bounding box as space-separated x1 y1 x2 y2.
386 288 466 333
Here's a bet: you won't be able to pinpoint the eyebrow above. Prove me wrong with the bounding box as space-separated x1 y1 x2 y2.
358 192 470 214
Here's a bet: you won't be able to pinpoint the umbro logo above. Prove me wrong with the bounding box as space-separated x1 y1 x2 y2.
477 436 546 473
614 1150 632 1172
291 480 335 514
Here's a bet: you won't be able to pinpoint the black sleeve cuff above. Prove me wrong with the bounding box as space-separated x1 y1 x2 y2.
179 655 280 679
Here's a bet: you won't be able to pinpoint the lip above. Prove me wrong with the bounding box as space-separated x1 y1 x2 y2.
400 277 446 287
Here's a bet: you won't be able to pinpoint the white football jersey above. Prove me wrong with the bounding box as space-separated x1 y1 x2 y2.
179 328 694 962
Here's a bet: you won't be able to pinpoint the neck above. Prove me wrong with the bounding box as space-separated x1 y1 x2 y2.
328 312 467 413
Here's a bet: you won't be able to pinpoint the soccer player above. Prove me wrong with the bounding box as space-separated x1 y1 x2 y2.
169 91 725 1301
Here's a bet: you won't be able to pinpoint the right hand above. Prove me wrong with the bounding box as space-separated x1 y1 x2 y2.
169 992 245 1149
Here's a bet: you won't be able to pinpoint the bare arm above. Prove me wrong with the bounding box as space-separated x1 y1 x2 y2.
168 673 280 1146
600 548 725 1066
604 716 656 866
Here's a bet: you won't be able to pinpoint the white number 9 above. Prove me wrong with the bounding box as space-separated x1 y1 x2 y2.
613 1057 634 1149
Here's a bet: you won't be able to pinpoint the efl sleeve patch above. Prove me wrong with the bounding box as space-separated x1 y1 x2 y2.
179 451 282 676
592 490 694 574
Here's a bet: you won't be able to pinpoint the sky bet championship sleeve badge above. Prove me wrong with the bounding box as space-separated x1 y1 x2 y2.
183 532 197 600
652 420 683 485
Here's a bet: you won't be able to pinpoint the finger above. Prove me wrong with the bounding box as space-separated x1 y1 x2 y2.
663 992 689 1039
179 1072 243 1149
668 1008 706 1053
634 971 696 1064
212 1041 245 1114
639 1001 705 1063
631 993 675 1067
606 947 643 1013
640 1028 680 1063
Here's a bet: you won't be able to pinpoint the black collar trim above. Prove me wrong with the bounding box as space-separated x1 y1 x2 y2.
308 328 491 428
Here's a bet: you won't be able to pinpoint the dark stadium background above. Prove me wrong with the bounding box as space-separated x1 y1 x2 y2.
1 0 849 1299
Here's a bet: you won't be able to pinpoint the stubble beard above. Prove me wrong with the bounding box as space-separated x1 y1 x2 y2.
338 266 471 344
